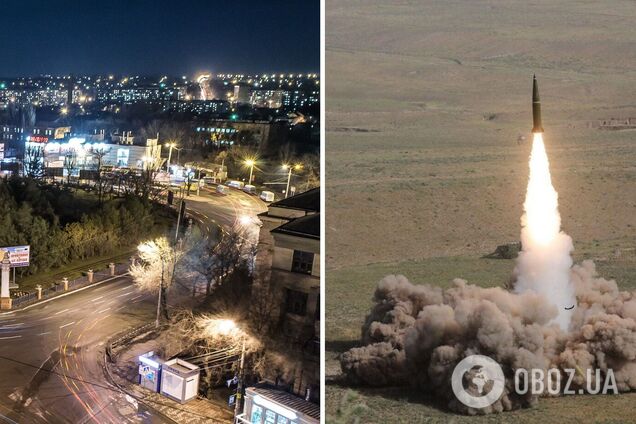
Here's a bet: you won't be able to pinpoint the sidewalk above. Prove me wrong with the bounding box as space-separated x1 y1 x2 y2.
106 334 234 424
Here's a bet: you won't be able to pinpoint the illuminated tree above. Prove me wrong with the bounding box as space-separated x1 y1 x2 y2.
130 237 183 323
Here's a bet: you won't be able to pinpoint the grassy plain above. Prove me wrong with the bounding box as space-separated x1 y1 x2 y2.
325 0 636 422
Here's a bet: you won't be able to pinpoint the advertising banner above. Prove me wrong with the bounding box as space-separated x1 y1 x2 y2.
0 245 30 267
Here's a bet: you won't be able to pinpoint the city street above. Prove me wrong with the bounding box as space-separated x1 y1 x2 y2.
0 189 265 423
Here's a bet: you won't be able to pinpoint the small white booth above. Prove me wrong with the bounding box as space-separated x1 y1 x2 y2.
160 358 200 404
138 351 163 392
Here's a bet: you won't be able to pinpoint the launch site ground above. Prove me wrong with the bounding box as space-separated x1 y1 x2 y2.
325 0 636 422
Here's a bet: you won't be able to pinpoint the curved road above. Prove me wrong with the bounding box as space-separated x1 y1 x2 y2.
0 189 266 423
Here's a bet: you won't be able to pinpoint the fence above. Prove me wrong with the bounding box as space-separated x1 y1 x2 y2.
11 262 131 309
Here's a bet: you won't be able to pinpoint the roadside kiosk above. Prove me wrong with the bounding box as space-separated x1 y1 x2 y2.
138 351 163 392
160 358 200 404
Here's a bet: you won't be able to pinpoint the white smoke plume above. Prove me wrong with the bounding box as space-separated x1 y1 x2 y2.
340 134 636 414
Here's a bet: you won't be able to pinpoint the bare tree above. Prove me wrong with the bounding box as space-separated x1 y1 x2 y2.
90 146 111 205
63 149 78 186
205 230 249 296
23 144 45 180
300 153 320 190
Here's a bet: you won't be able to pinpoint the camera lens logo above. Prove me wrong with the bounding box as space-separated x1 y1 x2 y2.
451 355 505 409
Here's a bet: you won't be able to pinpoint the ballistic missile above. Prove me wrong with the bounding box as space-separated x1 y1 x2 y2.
532 74 543 134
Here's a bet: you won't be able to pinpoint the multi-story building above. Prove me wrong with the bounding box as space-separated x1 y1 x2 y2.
253 187 320 402
39 135 161 173
162 100 230 114
195 119 281 148
0 125 70 163
282 90 320 110
233 84 252 104
250 90 284 109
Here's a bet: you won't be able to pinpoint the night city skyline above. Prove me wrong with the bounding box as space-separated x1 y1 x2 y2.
0 0 320 77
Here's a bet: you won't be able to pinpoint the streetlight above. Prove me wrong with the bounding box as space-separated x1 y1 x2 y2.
244 158 256 185
282 163 303 198
198 317 248 419
165 142 178 169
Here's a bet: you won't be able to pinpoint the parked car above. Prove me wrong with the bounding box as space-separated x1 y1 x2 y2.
227 180 244 189
259 191 275 202
243 184 257 195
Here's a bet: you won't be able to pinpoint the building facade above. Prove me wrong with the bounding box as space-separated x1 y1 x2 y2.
253 188 320 402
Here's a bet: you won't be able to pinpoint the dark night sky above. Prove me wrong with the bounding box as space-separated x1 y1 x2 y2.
0 0 320 77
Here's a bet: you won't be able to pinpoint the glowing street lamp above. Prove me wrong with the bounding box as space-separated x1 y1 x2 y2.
165 143 182 169
282 163 303 198
244 158 256 185
198 317 247 418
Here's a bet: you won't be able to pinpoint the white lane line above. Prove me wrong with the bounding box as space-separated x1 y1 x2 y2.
59 321 75 329
37 331 51 336
0 322 23 328
116 291 133 298
0 272 131 314
130 295 142 301
54 308 70 315
0 335 22 340
91 296 104 302
98 307 111 314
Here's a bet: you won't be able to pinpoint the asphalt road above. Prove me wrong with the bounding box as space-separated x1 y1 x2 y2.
0 189 266 423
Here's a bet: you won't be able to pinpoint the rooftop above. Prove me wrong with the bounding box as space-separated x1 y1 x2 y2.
271 213 320 240
248 384 320 421
269 187 319 212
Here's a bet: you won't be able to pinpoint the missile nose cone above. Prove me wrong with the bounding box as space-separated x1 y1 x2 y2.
532 75 544 133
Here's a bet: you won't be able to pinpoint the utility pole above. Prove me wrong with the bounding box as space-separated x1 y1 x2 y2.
166 144 174 170
285 167 293 198
174 188 185 243
155 259 164 328
234 337 247 419
283 164 302 198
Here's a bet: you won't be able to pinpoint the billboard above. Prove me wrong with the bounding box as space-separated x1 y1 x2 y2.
0 246 30 267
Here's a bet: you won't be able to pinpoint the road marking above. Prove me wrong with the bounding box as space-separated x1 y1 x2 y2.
37 331 51 336
54 308 70 315
116 291 133 298
98 307 111 314
0 335 21 340
59 321 75 329
0 322 23 328
0 273 132 316
91 296 103 302
130 295 142 301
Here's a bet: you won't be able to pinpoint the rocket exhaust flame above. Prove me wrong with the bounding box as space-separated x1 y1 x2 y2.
514 133 576 331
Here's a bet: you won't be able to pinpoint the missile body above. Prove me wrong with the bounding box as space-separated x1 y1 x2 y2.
532 75 543 134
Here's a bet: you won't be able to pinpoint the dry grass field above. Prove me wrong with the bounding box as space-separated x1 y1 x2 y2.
325 1 636 422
